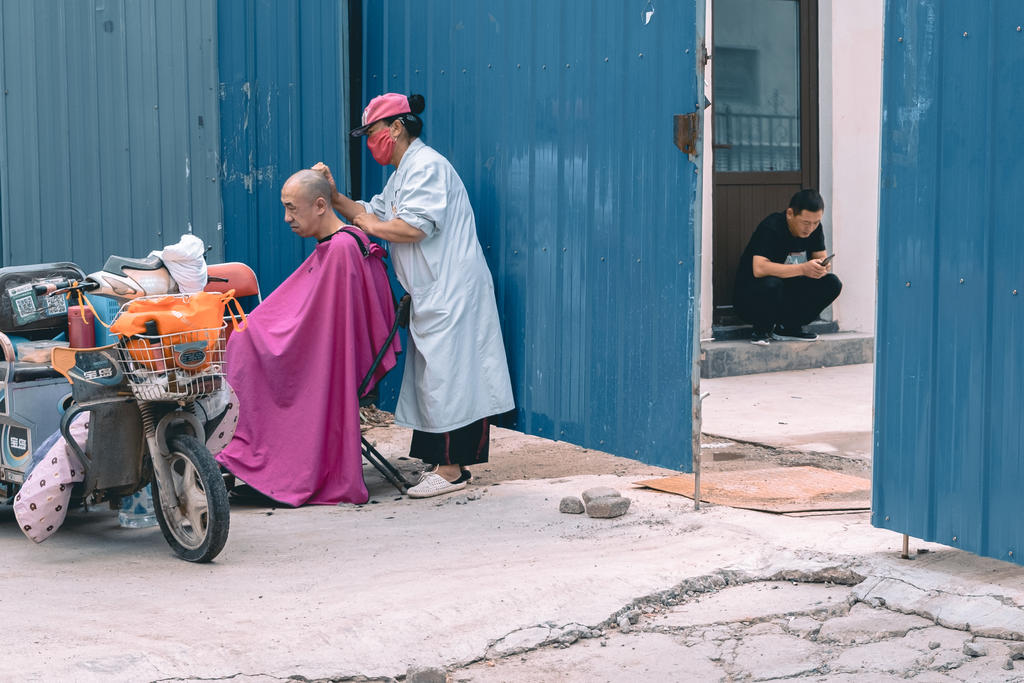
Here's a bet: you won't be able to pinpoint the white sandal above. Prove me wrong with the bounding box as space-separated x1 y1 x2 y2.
407 472 467 499
417 466 471 484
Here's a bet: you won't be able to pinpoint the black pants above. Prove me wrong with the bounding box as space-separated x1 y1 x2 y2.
734 274 842 331
409 417 491 466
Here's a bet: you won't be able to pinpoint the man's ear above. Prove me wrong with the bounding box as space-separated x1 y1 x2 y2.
315 196 328 214
785 207 794 220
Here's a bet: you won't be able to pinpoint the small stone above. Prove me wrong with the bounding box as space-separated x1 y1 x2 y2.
1010 643 1024 660
625 609 641 624
559 496 585 514
963 641 987 658
556 623 588 645
586 495 631 518
928 641 941 650
617 615 632 633
406 665 447 683
1004 659 1015 671
582 486 621 503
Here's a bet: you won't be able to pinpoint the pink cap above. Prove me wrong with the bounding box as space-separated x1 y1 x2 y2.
349 93 411 137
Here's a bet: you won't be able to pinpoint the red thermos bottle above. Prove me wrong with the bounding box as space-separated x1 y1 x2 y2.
68 305 96 348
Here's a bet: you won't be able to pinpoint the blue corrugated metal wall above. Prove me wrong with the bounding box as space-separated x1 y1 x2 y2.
0 0 222 271
875 0 1023 566
362 1 703 470
218 0 352 292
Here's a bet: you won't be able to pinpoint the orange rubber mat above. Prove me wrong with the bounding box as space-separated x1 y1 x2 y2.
634 466 871 514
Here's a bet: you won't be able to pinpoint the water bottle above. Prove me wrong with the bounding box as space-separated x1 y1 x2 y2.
68 305 96 348
118 484 158 528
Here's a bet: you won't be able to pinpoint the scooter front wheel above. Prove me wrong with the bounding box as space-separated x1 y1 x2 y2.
152 434 230 562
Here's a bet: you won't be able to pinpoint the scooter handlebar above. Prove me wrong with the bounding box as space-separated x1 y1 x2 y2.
32 278 100 296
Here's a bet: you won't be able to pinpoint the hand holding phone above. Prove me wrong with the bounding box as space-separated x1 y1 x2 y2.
820 253 835 267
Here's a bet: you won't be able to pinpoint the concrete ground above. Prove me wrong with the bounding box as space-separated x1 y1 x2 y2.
701 363 874 463
2 363 1023 682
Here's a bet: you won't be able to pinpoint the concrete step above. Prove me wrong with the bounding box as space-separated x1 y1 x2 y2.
700 331 874 379
712 319 838 341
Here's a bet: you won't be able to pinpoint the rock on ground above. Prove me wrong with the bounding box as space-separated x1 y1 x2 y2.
558 496 584 514
581 486 621 503
406 665 447 683
586 495 631 518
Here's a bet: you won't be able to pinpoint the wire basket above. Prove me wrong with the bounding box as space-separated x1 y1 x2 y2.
115 324 228 402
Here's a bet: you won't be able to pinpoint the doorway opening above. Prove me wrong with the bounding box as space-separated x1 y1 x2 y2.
696 0 879 510
710 0 820 332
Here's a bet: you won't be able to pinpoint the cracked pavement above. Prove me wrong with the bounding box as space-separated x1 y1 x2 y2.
1 463 1021 682
2 364 1021 681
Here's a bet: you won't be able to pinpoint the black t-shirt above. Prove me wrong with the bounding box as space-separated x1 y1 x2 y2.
734 212 826 293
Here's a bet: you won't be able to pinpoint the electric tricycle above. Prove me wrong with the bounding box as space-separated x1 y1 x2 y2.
0 253 238 562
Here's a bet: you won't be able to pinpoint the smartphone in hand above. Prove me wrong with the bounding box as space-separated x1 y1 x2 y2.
820 254 835 267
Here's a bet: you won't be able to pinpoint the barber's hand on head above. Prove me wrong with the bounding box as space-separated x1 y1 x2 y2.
801 259 828 279
311 162 338 197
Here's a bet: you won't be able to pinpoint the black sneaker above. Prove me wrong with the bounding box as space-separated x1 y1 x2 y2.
771 325 818 342
750 328 772 346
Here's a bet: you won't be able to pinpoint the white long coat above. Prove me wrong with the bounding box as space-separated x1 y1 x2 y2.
359 139 514 432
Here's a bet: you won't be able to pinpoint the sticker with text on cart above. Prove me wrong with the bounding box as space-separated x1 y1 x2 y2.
6 280 69 326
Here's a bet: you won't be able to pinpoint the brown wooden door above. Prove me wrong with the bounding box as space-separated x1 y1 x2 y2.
711 0 819 324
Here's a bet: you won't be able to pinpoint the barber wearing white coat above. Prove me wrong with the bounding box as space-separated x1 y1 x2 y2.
313 92 514 499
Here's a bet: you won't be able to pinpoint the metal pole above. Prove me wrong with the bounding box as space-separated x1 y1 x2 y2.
691 15 708 512
695 392 710 510
901 534 910 560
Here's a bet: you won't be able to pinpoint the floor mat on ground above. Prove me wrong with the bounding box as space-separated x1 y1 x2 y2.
633 466 871 514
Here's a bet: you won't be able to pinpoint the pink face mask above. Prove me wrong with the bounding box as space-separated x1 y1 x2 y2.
367 128 395 165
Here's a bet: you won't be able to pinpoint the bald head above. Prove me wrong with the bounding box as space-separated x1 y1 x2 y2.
284 169 332 204
281 169 341 240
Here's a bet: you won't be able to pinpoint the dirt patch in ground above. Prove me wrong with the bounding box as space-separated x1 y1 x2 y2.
696 436 871 479
362 422 680 487
360 410 870 488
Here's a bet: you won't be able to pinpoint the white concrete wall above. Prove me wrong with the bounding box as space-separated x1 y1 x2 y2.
700 0 884 337
829 0 884 334
701 6 715 340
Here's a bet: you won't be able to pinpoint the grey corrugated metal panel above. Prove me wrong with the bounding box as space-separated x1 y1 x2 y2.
217 0 351 293
875 0 1024 566
62 0 107 268
0 0 46 264
0 0 222 271
147 0 223 258
183 0 225 260
362 1 701 469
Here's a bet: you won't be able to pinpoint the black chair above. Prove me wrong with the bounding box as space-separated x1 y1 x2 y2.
357 293 413 493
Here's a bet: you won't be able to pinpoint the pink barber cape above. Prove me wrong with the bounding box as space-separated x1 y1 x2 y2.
216 229 399 506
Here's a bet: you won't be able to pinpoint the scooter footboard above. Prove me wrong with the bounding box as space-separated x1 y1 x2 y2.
61 398 146 497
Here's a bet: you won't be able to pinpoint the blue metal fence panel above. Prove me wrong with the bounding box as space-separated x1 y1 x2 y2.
361 1 702 470
218 0 351 292
0 0 222 271
875 0 1024 566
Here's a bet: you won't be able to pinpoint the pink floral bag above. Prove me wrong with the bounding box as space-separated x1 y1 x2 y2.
13 415 88 543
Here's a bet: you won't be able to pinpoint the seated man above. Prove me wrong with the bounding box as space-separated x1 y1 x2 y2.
733 189 843 345
216 170 400 506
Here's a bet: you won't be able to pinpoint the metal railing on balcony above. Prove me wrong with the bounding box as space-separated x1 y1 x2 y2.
713 107 800 173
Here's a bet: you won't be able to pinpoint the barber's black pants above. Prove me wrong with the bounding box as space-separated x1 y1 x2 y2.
734 274 842 331
409 417 491 466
